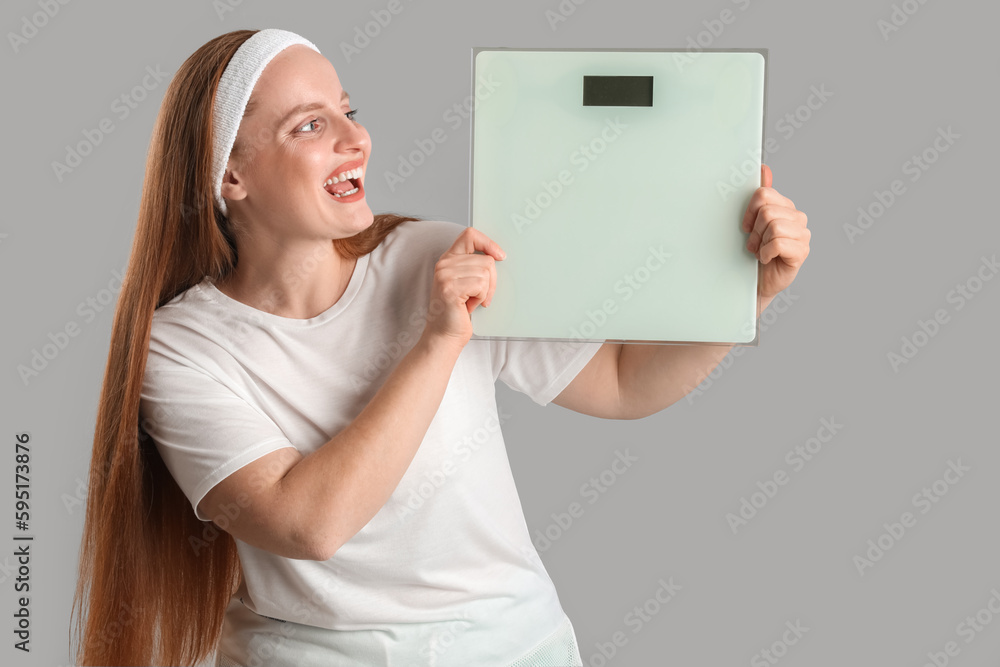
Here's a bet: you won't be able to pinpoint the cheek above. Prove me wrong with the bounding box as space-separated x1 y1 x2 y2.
298 145 332 182
268 149 323 191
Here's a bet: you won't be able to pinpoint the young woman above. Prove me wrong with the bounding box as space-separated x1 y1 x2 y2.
71 28 810 667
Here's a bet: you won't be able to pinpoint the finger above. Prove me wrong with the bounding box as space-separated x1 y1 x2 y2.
450 263 489 314
759 236 809 267
741 186 795 233
455 254 499 309
758 222 810 265
758 216 810 252
458 273 485 314
468 259 498 312
467 295 481 314
447 226 506 261
761 164 772 188
478 261 494 311
759 236 787 265
485 255 498 307
747 205 801 253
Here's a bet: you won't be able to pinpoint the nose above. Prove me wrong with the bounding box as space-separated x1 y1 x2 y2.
333 114 369 155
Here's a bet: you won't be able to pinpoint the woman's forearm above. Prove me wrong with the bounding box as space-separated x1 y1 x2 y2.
617 294 775 418
277 333 464 559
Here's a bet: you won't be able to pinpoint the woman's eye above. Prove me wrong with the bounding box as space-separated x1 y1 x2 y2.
296 110 357 133
297 119 320 133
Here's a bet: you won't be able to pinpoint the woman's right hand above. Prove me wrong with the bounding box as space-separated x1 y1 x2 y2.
422 226 506 350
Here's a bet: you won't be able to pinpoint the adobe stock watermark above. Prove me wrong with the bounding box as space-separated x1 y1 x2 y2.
190 492 253 556
173 123 275 225
198 240 340 351
751 619 809 667
349 283 476 394
531 449 638 553
277 569 348 626
886 254 997 373
51 64 171 183
240 621 298 667
17 265 127 386
673 0 754 72
544 0 590 32
877 0 933 41
717 84 834 201
844 125 959 244
61 471 103 517
726 416 844 534
231 572 354 665
511 116 628 234
918 587 1000 667
339 0 417 63
53 600 140 664
0 554 24 586
584 576 682 667
349 294 439 392
852 458 971 577
65 422 156 517
404 609 473 667
683 289 800 405
554 245 672 356
63 390 239 556
7 0 72 55
385 73 501 192
395 406 513 523
212 0 244 20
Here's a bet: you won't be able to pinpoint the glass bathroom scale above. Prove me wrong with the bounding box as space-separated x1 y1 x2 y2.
469 47 767 346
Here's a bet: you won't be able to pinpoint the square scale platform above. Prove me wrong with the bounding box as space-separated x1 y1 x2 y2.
469 47 767 346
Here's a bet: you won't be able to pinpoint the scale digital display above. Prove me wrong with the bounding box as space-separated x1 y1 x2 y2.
582 75 654 107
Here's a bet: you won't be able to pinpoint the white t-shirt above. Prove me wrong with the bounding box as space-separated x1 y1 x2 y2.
139 219 603 665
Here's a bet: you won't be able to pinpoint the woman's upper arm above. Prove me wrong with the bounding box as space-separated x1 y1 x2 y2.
196 445 322 560
139 365 320 557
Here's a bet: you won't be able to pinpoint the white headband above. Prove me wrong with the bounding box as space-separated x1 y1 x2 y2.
212 28 321 217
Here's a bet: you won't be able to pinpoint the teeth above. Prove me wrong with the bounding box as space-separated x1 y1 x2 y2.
324 166 364 187
331 186 359 198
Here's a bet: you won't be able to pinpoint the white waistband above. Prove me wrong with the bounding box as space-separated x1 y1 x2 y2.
215 597 582 667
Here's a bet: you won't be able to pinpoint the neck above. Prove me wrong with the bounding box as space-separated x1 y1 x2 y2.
216 240 357 319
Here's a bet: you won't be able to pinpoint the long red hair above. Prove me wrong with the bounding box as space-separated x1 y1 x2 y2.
70 29 418 666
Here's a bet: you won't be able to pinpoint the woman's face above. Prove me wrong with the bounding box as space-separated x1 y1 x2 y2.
221 44 373 241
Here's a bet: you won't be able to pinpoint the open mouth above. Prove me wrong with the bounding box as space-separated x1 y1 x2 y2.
327 179 360 198
323 164 365 201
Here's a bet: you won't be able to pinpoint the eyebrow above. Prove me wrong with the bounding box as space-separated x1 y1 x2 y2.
276 90 350 128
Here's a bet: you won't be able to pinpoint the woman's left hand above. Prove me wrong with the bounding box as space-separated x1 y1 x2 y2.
741 164 811 300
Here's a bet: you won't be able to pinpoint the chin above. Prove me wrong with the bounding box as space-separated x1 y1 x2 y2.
354 204 375 225
342 204 375 232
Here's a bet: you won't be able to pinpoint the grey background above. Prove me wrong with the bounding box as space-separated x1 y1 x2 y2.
1 0 997 665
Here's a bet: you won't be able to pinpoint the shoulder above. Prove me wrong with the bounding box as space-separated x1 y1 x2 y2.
151 279 218 329
147 279 229 371
373 219 469 276
380 218 467 256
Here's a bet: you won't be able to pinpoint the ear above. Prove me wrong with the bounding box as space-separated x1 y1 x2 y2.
220 160 248 204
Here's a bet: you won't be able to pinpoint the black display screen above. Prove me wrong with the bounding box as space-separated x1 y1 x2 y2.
582 75 654 107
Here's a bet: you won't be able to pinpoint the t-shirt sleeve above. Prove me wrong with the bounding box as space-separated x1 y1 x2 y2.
489 337 605 407
139 365 297 522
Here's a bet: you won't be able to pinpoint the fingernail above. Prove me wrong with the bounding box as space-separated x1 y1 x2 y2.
499 249 506 259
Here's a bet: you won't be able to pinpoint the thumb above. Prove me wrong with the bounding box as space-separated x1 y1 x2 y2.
761 164 773 188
